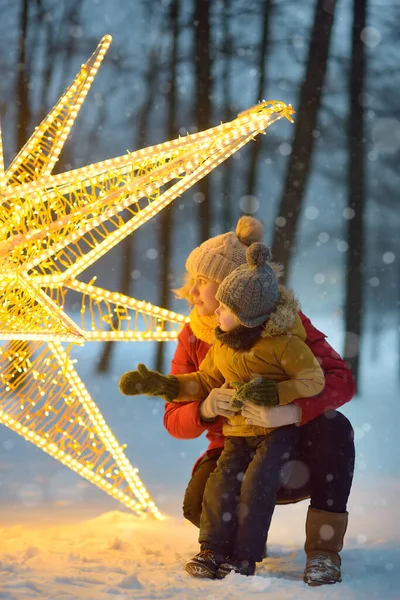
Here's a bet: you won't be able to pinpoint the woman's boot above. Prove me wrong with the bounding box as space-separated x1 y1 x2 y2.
303 507 348 586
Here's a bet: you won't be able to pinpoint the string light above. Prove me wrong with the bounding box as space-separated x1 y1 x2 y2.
0 35 294 518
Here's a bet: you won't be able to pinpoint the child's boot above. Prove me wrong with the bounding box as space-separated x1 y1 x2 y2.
185 549 225 579
215 556 256 579
303 507 348 586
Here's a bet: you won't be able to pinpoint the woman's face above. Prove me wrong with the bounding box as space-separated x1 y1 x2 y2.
215 304 240 332
189 276 220 316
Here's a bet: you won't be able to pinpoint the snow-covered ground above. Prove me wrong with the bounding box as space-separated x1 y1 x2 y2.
0 325 399 599
1 484 399 600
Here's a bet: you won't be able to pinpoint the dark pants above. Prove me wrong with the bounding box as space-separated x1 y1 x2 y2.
199 426 300 562
183 411 355 531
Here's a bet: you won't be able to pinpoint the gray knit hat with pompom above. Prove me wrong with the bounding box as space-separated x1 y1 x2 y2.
216 243 280 327
185 216 264 283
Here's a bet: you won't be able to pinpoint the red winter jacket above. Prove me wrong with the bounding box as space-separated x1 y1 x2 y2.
164 312 355 471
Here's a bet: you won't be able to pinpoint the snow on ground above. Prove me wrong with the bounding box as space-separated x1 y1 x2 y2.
0 326 399 598
0 483 399 600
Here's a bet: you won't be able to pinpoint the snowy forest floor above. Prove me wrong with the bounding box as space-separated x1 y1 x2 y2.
0 331 399 599
1 480 399 599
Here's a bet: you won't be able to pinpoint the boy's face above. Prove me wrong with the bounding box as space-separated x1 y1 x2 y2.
215 303 240 332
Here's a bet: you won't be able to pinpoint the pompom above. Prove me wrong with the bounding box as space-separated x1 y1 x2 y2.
246 242 272 268
236 216 264 246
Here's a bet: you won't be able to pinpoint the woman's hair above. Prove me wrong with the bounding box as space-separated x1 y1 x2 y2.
172 272 195 305
172 262 284 305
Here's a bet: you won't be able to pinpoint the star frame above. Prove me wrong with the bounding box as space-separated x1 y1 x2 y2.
0 35 294 517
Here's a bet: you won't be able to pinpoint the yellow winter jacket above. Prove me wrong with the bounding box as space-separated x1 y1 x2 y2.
175 287 325 437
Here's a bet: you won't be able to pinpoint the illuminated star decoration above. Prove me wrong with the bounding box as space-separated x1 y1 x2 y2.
0 35 294 518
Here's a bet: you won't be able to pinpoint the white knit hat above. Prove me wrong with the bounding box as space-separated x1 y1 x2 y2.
185 216 264 283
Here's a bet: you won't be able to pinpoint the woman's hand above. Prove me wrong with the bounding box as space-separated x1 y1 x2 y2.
241 400 301 428
199 384 237 421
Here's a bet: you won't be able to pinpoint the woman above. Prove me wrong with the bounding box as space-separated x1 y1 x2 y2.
164 216 355 586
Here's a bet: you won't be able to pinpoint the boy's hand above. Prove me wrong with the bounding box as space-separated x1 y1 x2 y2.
119 364 179 402
230 378 278 409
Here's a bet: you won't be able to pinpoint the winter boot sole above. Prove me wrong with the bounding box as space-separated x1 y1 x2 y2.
304 576 341 587
185 562 216 579
303 557 341 586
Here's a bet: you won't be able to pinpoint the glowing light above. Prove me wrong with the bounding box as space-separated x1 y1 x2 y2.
0 35 293 518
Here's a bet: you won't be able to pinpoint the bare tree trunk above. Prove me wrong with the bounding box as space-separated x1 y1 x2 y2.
155 0 179 373
220 1 234 230
16 0 30 150
8 0 31 389
97 227 133 374
194 0 211 241
343 0 367 389
97 50 160 372
57 0 82 99
398 263 400 382
43 1 81 103
36 0 82 172
244 0 272 200
271 0 337 280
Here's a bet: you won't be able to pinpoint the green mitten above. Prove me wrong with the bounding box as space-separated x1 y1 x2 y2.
119 364 179 402
230 378 278 409
230 381 247 410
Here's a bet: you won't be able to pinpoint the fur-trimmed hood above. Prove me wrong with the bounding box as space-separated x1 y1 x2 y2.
261 285 303 338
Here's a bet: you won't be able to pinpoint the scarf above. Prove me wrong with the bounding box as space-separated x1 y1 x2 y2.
189 308 218 345
214 323 264 350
